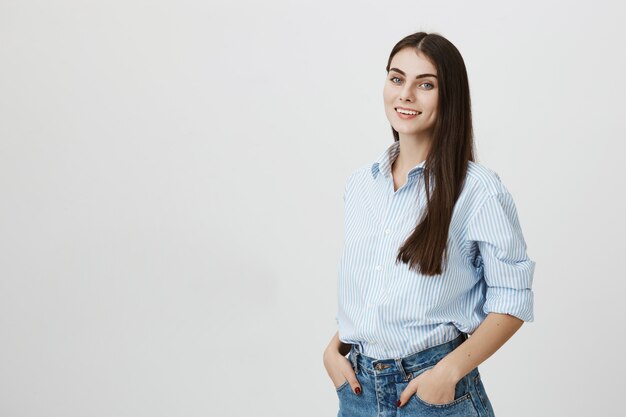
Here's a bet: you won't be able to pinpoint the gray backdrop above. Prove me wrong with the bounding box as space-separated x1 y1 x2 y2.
1 0 625 416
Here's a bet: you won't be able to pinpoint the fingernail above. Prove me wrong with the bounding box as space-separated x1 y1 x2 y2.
355 387 361 395
396 400 401 407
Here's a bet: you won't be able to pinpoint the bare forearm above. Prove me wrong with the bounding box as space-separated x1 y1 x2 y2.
434 313 524 383
324 331 352 357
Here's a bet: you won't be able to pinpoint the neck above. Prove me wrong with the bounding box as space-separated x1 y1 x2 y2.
393 133 432 172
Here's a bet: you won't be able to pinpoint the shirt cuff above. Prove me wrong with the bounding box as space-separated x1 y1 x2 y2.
483 285 534 322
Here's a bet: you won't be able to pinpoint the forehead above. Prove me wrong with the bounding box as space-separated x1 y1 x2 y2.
389 48 437 76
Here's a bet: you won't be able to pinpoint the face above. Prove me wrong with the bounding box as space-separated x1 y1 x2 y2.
383 47 439 142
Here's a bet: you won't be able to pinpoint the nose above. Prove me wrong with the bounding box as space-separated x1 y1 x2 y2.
399 84 414 102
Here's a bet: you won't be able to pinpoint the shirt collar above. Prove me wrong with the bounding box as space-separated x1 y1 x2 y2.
371 141 426 179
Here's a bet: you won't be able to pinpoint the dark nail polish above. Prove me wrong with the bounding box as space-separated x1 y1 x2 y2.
355 387 361 395
396 400 402 407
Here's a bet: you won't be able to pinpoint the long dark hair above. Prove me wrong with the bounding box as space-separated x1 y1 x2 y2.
388 32 475 276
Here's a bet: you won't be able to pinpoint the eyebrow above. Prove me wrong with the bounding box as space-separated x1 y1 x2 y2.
389 68 437 79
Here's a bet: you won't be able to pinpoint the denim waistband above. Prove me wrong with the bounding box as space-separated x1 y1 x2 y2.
348 332 468 380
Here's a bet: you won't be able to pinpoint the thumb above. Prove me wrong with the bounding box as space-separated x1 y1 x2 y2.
397 382 416 408
346 370 362 395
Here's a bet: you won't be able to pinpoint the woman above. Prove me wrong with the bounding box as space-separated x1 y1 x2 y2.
322 31 535 417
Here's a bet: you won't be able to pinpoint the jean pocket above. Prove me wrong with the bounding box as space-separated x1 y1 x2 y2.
335 379 350 392
414 390 473 409
408 365 476 410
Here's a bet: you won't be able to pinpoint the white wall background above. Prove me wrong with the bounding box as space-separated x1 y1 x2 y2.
1 0 624 416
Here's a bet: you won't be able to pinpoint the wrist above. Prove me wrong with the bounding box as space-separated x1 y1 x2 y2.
432 358 463 384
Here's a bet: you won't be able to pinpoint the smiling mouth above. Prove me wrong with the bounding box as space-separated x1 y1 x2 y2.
395 107 422 116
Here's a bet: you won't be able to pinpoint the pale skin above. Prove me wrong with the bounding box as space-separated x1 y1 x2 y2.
323 47 525 405
383 47 438 189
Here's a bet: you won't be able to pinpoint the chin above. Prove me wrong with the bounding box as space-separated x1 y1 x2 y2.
393 126 419 134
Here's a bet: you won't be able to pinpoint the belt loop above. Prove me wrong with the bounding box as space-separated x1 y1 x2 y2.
395 358 408 381
350 345 359 373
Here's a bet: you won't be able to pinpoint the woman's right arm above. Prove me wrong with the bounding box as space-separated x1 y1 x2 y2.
323 331 361 393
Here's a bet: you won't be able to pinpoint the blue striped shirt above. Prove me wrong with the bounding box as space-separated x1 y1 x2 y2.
335 140 535 359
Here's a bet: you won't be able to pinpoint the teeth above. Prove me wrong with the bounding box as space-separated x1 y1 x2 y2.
396 108 419 115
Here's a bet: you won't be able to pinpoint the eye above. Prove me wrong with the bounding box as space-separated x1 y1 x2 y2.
421 82 434 89
389 76 402 84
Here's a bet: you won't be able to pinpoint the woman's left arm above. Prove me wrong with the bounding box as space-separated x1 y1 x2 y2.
434 312 524 384
435 188 534 382
397 313 524 407
398 188 534 406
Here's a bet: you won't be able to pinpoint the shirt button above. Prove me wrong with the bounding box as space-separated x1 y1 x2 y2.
385 229 391 234
367 303 374 308
375 265 381 271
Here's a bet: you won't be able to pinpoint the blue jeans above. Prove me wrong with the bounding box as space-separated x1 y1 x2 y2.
336 333 496 417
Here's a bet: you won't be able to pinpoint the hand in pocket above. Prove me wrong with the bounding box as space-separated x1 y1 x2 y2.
398 367 457 407
323 351 361 394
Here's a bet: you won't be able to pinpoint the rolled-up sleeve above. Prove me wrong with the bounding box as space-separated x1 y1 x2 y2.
466 192 535 322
